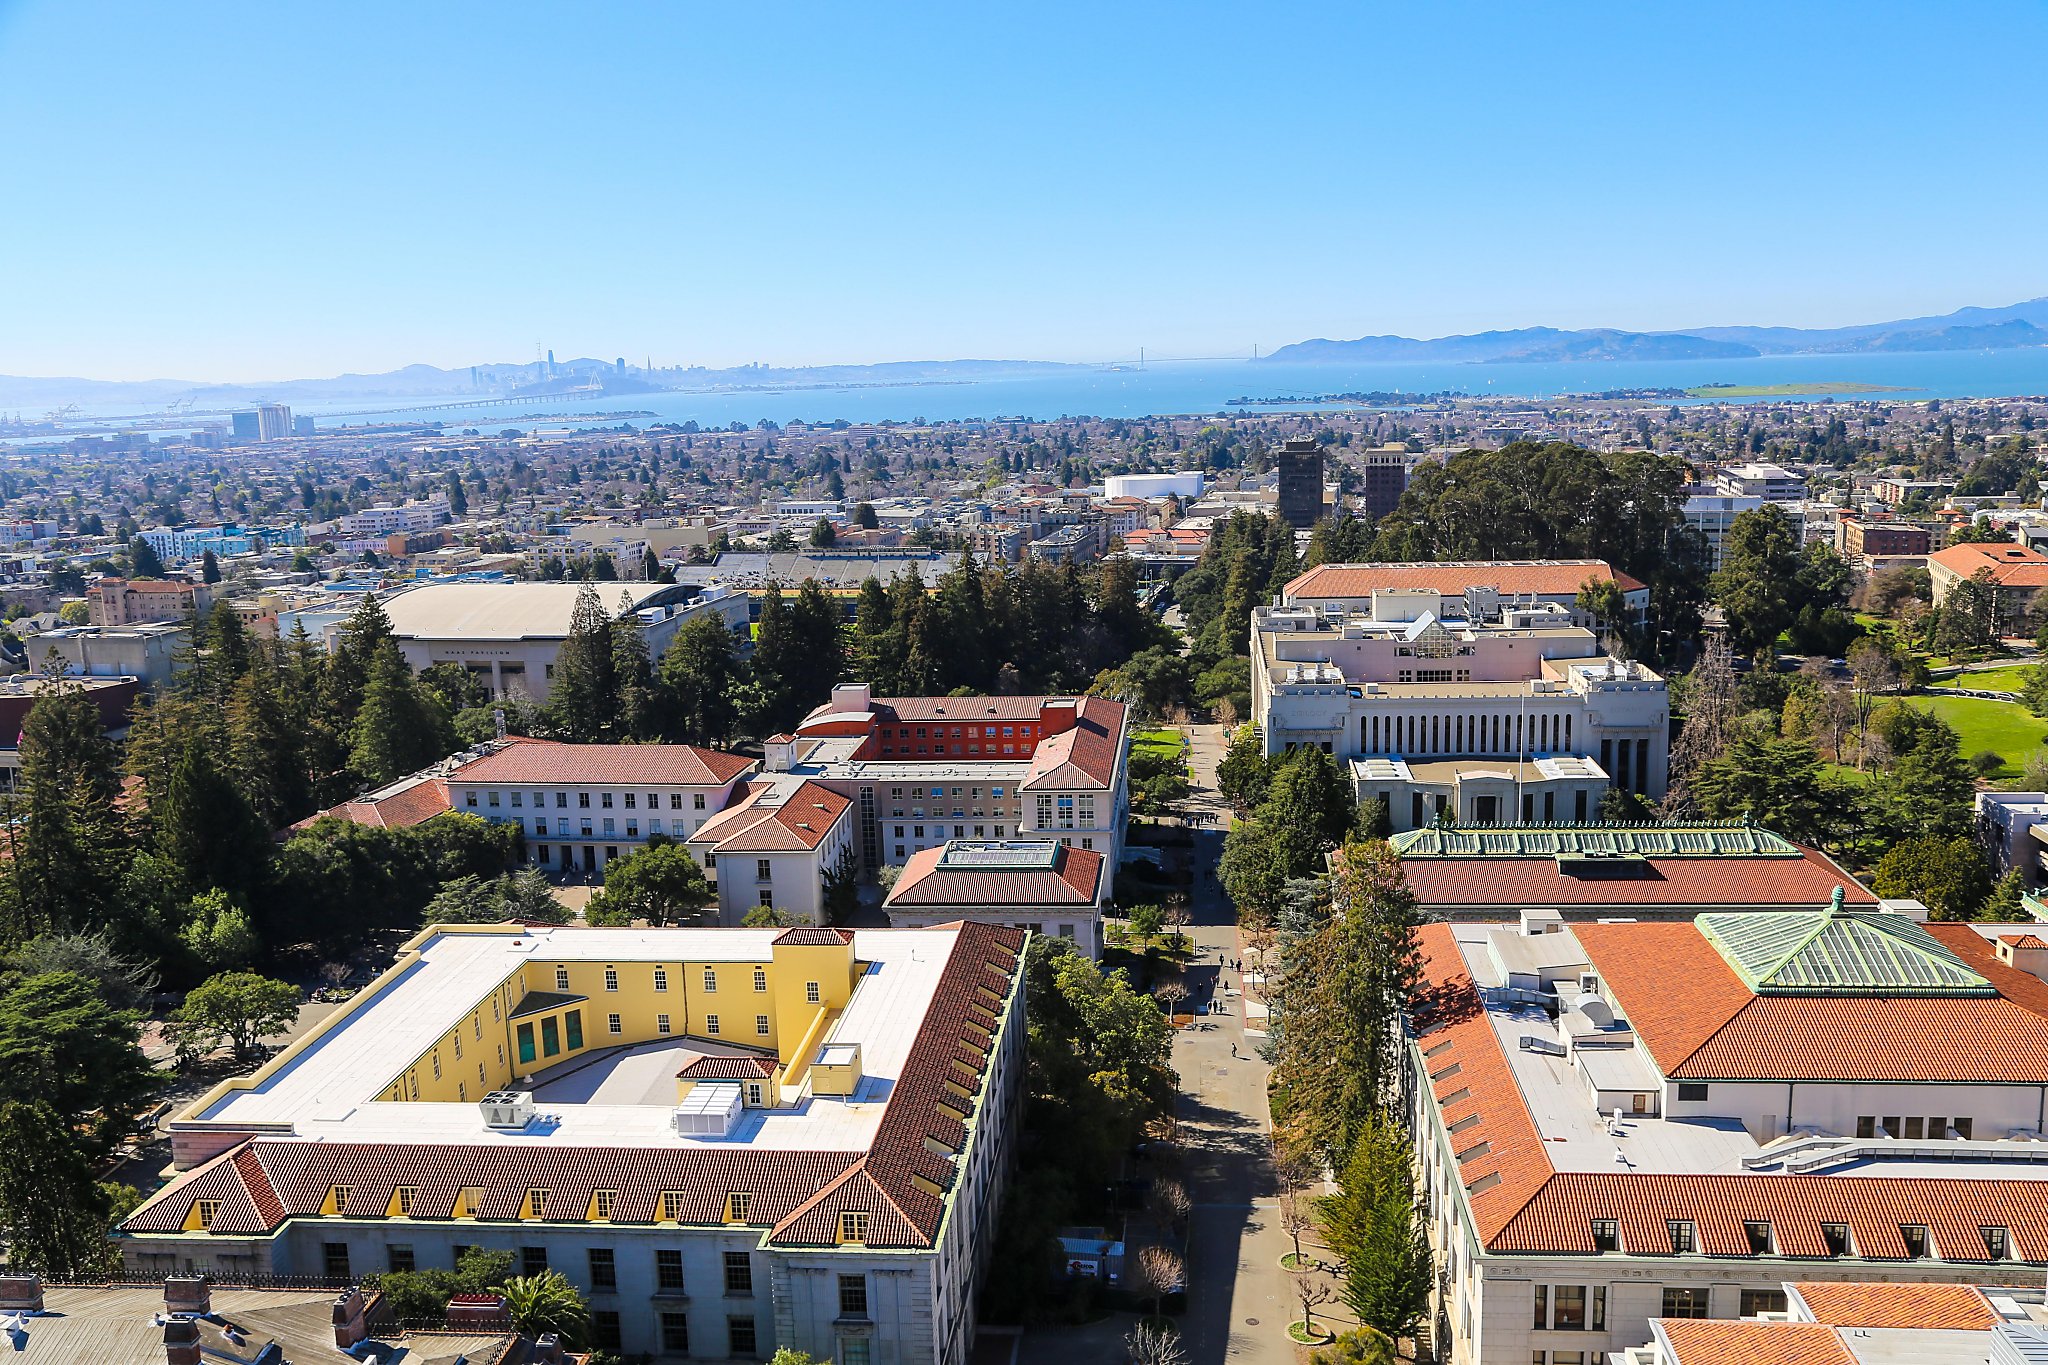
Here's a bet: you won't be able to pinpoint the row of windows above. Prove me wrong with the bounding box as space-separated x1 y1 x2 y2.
1532 1283 1787 1332
892 834 1093 859
1855 1114 1974 1140
549 964 790 994
524 815 682 838
889 785 1010 800
464 789 713 811
880 743 1030 757
1584 1215 2009 1260
290 1190 870 1239
883 725 1034 741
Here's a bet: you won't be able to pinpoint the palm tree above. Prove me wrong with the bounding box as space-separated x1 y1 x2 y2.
501 1270 589 1348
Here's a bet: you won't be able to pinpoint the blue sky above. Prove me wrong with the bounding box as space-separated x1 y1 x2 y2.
1 0 2044 380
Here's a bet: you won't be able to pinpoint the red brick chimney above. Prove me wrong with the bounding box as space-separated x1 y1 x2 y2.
0 1274 42 1314
1040 700 1077 737
332 1286 369 1348
163 1317 201 1365
446 1292 511 1328
164 1276 210 1317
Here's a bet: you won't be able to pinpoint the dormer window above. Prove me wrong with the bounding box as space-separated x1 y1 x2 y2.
658 1190 684 1222
725 1192 753 1223
1983 1225 2010 1259
521 1187 549 1220
839 1210 870 1244
1900 1224 1929 1259
1667 1220 1696 1254
1590 1219 1619 1252
1820 1222 1850 1257
1743 1220 1773 1255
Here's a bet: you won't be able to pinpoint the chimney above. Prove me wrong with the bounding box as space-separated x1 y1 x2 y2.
446 1292 512 1329
164 1317 202 1365
534 1332 566 1363
1041 700 1077 737
0 1274 42 1314
164 1276 210 1317
332 1286 369 1348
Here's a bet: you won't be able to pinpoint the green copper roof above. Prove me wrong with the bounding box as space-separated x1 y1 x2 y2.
1388 823 1802 859
1697 888 1995 997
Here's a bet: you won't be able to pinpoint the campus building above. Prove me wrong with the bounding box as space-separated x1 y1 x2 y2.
1250 583 1667 828
89 576 215 626
374 581 749 703
121 921 1029 1365
1927 541 2048 629
1412 896 2048 1365
882 839 1107 957
1390 824 1878 921
1619 1277 2048 1364
1275 437 1327 528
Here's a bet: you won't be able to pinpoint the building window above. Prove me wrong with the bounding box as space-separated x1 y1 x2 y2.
703 968 717 992
387 1244 415 1273
844 1340 871 1365
658 1191 684 1222
706 1014 720 1034
555 966 571 991
661 1311 690 1352
758 890 774 908
1984 1225 2011 1259
523 1188 549 1219
724 1251 754 1297
658 1012 672 1034
725 1192 753 1222
589 1247 617 1290
602 792 613 808
323 1243 350 1279
1549 1285 1588 1330
1589 1219 1618 1252
728 1316 758 1357
1660 1287 1709 1319
1744 1220 1773 1254
1900 1224 1929 1258
592 1190 616 1220
624 793 637 809
579 792 591 808
1740 1288 1788 1317
695 793 707 810
522 1245 548 1277
746 1081 764 1106
193 1199 219 1229
1676 1081 1708 1103
394 1186 418 1216
657 1248 687 1292
755 1014 770 1036
604 967 619 992
753 967 768 991
565 1010 583 1050
1821 1222 1851 1256
592 1311 622 1351
655 967 669 992
608 1013 622 1035
1667 1220 1696 1254
839 1211 870 1244
756 859 773 882
838 1273 869 1319
807 981 821 1004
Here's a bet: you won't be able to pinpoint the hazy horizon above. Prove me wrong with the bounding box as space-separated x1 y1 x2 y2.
3 0 2045 381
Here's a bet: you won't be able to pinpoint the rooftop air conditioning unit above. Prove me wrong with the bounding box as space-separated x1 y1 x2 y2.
1578 971 1602 998
479 1090 535 1130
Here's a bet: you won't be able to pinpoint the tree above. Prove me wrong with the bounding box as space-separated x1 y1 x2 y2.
0 1101 112 1276
545 583 622 741
1023 938 1174 1177
5 677 127 943
1308 1330 1396 1365
129 536 165 579
1124 1322 1189 1365
1983 868 2028 922
1133 1244 1184 1322
5 932 157 1010
852 502 879 530
741 905 799 927
0 972 156 1146
588 843 712 926
155 738 273 904
501 1270 589 1348
1269 840 1425 1166
169 971 301 1063
180 888 259 971
199 548 222 583
1877 712 1976 840
1215 727 1273 813
659 614 742 746
1318 1113 1432 1340
1295 1274 1337 1340
810 517 838 548
1689 727 1849 847
1711 505 1806 655
1873 835 1994 921
424 871 570 925
1153 980 1190 1021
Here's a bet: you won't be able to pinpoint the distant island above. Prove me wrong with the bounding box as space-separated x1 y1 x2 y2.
1264 297 2048 366
1683 382 1908 398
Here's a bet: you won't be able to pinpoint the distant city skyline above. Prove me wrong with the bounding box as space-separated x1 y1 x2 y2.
2 0 2044 381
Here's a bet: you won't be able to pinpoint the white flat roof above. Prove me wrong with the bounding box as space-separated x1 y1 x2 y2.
381 582 682 641
198 924 960 1152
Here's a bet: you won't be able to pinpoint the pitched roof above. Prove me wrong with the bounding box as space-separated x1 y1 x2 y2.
1697 892 1995 996
1398 844 1873 913
296 775 451 830
123 923 1027 1250
1789 1280 1998 1330
1285 559 1647 601
451 743 754 788
1655 1320 1854 1365
1578 920 2048 1082
698 781 852 853
1020 697 1126 790
676 1053 779 1080
1391 824 1802 858
772 927 853 946
1930 540 2048 587
885 841 1105 909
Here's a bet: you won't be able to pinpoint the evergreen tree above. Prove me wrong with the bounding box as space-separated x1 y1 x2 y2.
1319 1114 1432 1340
0 1100 112 1277
155 739 272 905
5 680 127 941
659 614 742 746
128 536 165 579
609 593 660 740
851 577 900 692
751 583 800 733
324 592 395 730
544 583 620 741
199 548 222 583
350 644 455 786
226 656 310 828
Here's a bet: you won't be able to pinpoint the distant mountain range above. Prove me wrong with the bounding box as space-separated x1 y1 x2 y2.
1264 297 2048 365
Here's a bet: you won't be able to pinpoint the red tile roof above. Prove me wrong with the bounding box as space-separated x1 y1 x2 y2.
772 927 853 946
1400 846 1872 913
295 776 451 831
1285 559 1647 601
703 781 852 853
452 743 755 788
885 843 1104 908
1930 541 2048 587
1790 1280 1997 1330
1577 921 2048 1082
1413 921 2048 1261
1021 697 1126 791
124 923 1027 1251
675 1053 779 1080
1656 1320 1853 1365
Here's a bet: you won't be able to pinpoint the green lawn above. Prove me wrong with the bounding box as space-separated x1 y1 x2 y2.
1911 695 2048 778
1927 664 2033 694
1132 727 1186 763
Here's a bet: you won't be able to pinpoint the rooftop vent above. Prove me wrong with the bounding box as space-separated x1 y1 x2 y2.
479 1090 535 1130
674 1083 743 1137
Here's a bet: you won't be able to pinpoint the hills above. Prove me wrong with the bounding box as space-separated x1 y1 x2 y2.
1264 297 2048 365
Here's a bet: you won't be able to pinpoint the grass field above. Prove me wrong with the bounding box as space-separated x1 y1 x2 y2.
1686 382 1905 398
1928 664 2033 694
1911 695 2048 778
1132 727 1186 763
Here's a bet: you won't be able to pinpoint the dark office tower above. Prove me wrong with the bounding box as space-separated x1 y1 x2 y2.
1359 443 1414 521
1276 437 1326 528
